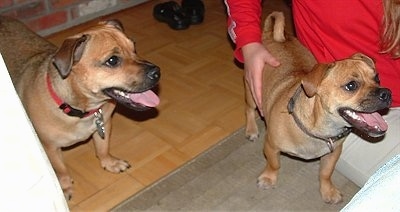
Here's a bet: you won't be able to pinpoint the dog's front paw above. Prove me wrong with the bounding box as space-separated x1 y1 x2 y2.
245 133 259 142
320 186 343 204
245 125 259 142
257 175 277 189
101 156 131 173
59 175 74 200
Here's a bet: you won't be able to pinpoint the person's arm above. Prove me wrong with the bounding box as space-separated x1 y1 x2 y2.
225 0 280 114
225 0 263 62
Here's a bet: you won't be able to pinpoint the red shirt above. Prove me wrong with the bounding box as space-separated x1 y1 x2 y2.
225 0 400 107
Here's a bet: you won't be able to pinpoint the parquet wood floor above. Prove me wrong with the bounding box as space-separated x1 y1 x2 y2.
45 0 291 211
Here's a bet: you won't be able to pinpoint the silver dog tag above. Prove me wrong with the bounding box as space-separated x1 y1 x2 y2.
94 109 105 139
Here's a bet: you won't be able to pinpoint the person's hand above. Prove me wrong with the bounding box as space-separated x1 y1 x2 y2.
242 42 280 115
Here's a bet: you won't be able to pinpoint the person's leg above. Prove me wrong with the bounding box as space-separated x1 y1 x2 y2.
336 107 400 186
341 154 400 211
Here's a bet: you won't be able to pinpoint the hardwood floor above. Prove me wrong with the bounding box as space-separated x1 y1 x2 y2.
45 0 291 211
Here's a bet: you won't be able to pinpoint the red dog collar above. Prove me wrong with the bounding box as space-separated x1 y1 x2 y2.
46 73 98 118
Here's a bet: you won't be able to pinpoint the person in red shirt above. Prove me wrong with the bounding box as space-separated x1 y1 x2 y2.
225 0 400 188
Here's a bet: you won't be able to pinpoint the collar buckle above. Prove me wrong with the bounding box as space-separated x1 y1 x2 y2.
59 103 89 118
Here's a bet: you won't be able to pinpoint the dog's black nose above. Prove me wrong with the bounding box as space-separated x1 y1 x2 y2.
147 65 160 81
378 88 392 102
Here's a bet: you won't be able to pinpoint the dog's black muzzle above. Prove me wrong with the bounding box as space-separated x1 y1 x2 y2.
138 62 160 92
376 87 392 105
102 61 161 111
146 64 161 81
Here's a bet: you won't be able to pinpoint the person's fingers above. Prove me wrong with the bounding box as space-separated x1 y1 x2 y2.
264 51 280 67
245 70 263 116
252 74 263 113
242 42 281 116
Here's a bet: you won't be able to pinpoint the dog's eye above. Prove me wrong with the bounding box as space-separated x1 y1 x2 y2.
105 55 121 67
344 81 359 92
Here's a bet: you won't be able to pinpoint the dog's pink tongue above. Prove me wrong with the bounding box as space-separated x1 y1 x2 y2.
129 90 160 107
358 112 388 131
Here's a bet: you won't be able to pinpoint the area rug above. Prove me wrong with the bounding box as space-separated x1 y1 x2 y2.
112 120 360 211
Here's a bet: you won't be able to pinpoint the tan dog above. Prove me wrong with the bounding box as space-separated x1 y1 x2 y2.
0 16 160 200
245 12 392 204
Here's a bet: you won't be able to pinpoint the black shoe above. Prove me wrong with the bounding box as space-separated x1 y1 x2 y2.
153 1 190 30
181 0 205 24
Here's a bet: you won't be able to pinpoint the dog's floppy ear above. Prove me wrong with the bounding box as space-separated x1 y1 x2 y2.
101 19 124 32
52 34 89 79
301 63 331 97
351 53 375 69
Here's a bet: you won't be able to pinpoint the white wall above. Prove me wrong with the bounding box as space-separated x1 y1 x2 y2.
0 54 69 211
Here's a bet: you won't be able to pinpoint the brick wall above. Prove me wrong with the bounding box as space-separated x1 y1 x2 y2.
0 0 148 36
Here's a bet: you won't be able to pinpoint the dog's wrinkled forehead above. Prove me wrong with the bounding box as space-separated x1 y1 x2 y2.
83 21 135 52
332 54 377 79
338 62 376 82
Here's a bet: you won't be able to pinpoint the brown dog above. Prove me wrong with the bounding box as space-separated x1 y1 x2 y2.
245 12 392 203
0 16 160 200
